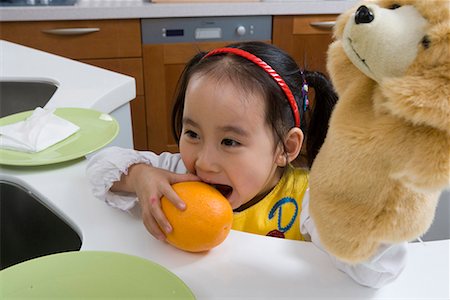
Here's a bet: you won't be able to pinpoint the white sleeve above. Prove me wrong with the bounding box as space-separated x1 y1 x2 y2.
300 189 407 288
86 146 187 211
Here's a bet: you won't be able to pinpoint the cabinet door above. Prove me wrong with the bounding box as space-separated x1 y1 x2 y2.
0 20 141 59
143 42 241 153
273 15 337 76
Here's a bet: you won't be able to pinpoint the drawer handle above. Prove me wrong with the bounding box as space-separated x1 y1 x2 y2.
309 21 336 29
42 28 100 35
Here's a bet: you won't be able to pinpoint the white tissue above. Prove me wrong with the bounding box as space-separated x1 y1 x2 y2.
0 107 80 153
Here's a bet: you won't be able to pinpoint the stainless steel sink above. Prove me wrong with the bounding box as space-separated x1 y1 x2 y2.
0 0 77 6
0 81 58 118
0 181 82 270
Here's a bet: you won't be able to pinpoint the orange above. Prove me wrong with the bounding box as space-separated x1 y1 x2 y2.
161 181 233 252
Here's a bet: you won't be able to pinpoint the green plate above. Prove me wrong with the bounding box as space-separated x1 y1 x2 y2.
0 108 119 166
0 251 196 299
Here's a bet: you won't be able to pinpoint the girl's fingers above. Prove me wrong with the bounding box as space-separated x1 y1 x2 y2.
147 194 173 234
161 184 187 211
171 172 201 183
138 170 202 240
143 213 166 241
164 172 201 210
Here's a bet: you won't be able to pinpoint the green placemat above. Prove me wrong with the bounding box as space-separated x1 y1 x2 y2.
0 251 195 299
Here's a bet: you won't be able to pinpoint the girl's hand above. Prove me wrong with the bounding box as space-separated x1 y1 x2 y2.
127 164 200 241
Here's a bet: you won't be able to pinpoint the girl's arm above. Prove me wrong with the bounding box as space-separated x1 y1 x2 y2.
86 146 188 210
86 146 200 240
300 190 407 288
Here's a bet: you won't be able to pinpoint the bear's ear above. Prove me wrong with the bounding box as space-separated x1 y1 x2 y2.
380 70 450 135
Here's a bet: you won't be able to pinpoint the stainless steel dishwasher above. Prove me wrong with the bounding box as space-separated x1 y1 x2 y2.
141 16 272 153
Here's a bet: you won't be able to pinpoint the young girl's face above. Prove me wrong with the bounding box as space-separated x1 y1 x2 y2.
179 74 285 210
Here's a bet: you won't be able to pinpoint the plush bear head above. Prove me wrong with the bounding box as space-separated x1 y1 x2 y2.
309 0 450 263
341 1 445 81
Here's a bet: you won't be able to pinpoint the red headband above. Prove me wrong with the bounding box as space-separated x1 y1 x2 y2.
203 47 301 128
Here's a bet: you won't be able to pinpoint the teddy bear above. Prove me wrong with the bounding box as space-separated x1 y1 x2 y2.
309 0 450 263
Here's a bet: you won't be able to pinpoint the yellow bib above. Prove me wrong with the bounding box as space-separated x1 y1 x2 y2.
232 167 308 241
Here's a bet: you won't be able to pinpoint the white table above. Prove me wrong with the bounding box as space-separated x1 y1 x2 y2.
1 159 448 300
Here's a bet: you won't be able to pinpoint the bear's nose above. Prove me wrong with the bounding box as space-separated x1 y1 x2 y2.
355 5 374 24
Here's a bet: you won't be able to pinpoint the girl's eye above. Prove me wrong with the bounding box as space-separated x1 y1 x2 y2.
388 3 401 9
222 138 240 147
184 130 199 139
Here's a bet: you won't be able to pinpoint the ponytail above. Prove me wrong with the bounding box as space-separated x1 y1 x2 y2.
304 71 338 168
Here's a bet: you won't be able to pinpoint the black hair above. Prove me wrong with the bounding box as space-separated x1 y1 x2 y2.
171 41 337 168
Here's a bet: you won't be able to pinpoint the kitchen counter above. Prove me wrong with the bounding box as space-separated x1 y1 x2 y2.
1 159 449 299
0 0 358 22
0 39 136 148
0 40 135 114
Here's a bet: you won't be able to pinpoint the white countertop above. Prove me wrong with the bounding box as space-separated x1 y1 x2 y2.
0 40 135 114
0 0 358 22
1 159 449 299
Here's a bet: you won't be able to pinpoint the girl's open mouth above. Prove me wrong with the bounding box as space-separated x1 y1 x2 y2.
211 184 233 199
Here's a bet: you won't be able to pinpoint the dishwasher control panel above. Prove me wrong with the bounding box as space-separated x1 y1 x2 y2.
141 16 272 44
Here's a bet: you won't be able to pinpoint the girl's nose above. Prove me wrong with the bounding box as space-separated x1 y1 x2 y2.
195 146 220 174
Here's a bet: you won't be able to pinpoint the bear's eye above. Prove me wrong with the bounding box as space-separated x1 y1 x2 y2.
388 3 401 9
421 36 431 49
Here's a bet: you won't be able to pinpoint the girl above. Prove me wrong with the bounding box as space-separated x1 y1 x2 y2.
87 41 406 288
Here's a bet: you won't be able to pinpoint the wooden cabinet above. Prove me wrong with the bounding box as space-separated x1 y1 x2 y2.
0 20 148 150
273 15 337 76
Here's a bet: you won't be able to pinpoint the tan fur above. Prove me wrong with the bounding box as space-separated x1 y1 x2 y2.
309 0 450 263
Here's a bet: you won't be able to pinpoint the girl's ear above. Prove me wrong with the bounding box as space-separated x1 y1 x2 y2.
276 128 304 167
